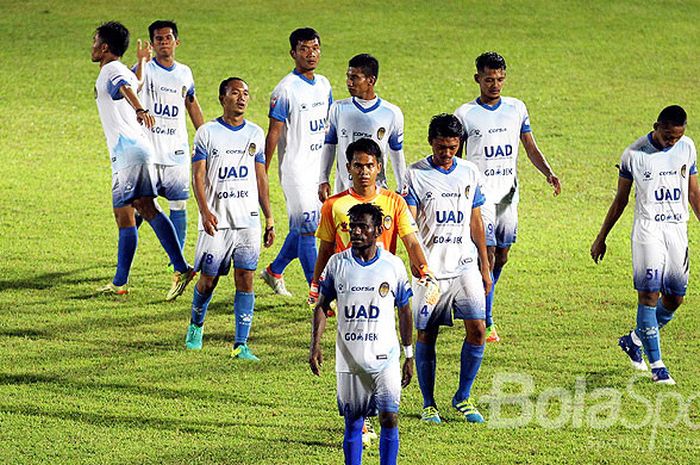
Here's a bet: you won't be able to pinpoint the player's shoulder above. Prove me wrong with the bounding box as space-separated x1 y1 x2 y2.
407 156 431 172
678 135 696 151
325 189 352 209
501 96 527 111
333 97 354 109
379 187 406 203
315 73 331 87
454 156 480 174
244 119 264 136
378 249 406 273
272 71 297 92
454 99 480 116
196 119 220 134
378 98 402 115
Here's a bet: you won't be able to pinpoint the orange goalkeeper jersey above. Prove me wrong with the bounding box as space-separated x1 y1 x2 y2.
316 188 417 253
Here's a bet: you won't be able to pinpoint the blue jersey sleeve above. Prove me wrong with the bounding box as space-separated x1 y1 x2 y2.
269 93 289 122
472 185 486 208
319 271 337 303
691 163 698 175
619 150 633 179
187 83 195 97
394 280 412 308
325 122 338 144
107 78 129 100
403 184 419 207
388 131 403 151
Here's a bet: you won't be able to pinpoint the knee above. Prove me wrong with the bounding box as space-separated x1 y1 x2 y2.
494 249 509 269
637 291 659 307
378 412 398 429
466 320 486 345
196 276 216 294
133 198 159 220
487 248 496 268
234 270 254 292
663 294 683 311
417 329 437 345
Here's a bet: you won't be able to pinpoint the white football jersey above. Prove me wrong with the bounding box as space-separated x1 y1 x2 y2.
403 157 486 279
192 118 265 230
320 248 412 374
620 133 697 224
95 60 154 172
138 58 196 166
455 96 531 204
322 96 404 192
269 70 332 187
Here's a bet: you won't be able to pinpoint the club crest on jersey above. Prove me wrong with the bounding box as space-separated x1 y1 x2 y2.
643 170 653 180
181 86 187 98
383 215 393 231
464 185 471 198
378 282 390 298
468 128 481 138
681 164 687 178
248 143 256 156
377 127 386 140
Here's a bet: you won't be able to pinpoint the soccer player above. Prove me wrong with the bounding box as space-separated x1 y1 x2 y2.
133 20 205 256
318 53 406 201
309 203 413 465
454 51 561 342
184 77 275 360
403 114 492 423
92 21 195 300
260 27 333 296
591 105 699 385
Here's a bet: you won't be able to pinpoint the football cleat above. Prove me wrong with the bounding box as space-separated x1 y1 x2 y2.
420 406 442 424
362 418 378 448
618 333 648 371
260 267 292 297
453 397 484 423
98 282 129 296
166 267 196 301
651 367 676 385
486 325 501 343
185 323 203 350
232 344 260 361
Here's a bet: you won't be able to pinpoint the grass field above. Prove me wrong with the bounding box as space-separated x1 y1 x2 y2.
1 1 700 463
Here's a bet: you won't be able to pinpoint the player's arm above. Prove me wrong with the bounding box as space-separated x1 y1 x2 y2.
398 302 414 388
688 174 700 220
400 232 430 278
255 162 275 248
389 148 407 192
132 39 151 91
119 85 155 128
521 132 561 195
192 159 217 236
264 118 284 172
318 143 336 202
185 94 205 130
470 206 492 295
591 176 633 263
309 294 330 376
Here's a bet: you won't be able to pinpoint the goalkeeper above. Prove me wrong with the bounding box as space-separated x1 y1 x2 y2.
402 113 492 424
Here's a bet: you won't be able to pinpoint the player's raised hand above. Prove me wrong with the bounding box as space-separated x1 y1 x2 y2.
309 346 323 376
136 39 152 63
590 237 606 263
318 182 331 203
401 357 413 388
201 209 218 236
548 173 562 196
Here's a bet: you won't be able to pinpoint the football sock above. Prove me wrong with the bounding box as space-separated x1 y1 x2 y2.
343 415 364 465
416 341 437 408
454 340 485 402
635 304 661 364
485 271 495 327
169 208 187 252
297 234 317 285
379 425 399 465
114 226 138 286
656 300 675 330
270 231 299 275
147 212 189 273
234 291 255 345
190 285 213 327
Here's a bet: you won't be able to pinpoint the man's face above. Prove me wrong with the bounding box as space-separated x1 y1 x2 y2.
91 33 106 62
347 151 381 189
346 67 374 98
430 136 461 166
349 213 379 250
474 67 506 101
151 27 179 58
220 80 250 116
291 39 320 72
652 123 686 149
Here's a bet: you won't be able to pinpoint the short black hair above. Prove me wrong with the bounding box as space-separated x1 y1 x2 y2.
148 20 178 42
96 21 130 57
475 51 507 73
657 105 687 127
428 113 464 141
218 77 247 97
348 53 379 79
345 138 382 163
289 27 320 50
348 203 384 231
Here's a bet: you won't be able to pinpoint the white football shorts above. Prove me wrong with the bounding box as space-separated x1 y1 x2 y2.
194 227 261 276
282 182 321 234
336 364 401 419
111 163 158 208
481 201 518 248
631 220 689 296
155 163 190 201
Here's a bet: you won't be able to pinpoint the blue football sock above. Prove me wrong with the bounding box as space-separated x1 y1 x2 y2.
635 304 661 364
485 271 495 327
270 231 299 275
190 286 213 327
453 340 485 402
656 300 675 330
343 415 364 465
298 234 317 285
234 291 255 345
169 209 187 252
147 212 188 272
379 425 399 465
114 226 138 286
416 341 437 408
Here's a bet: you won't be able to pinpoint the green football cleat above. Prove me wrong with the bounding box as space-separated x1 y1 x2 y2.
421 406 442 424
166 268 196 301
98 282 129 296
486 325 501 343
185 323 203 350
232 344 260 361
453 397 484 423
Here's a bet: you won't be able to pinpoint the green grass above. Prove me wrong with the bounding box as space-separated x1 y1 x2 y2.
1 0 700 463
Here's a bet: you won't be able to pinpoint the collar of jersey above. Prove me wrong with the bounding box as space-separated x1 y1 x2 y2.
293 69 316 85
351 248 381 267
476 97 502 111
153 58 176 72
428 156 457 174
647 132 674 152
348 187 380 201
352 96 381 113
217 117 246 131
